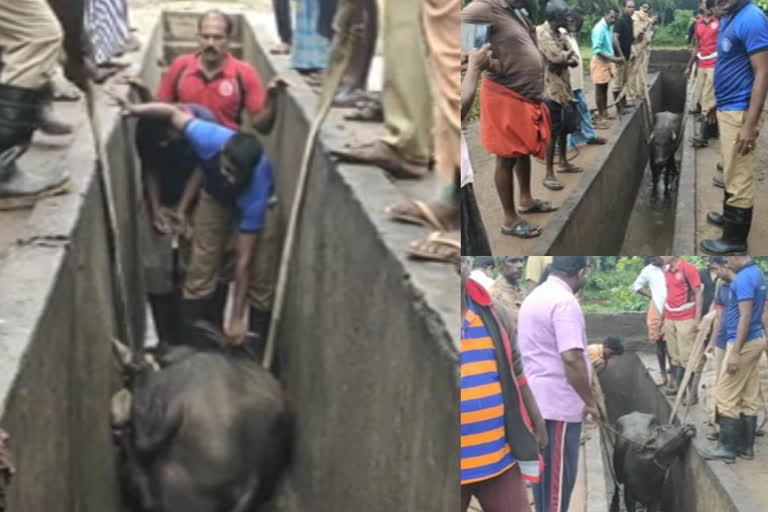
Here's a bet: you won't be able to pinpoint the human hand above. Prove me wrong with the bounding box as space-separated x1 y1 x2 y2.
224 314 248 345
705 344 715 355
267 76 290 93
726 350 741 375
583 403 599 422
152 208 172 234
683 67 691 79
706 107 717 125
468 43 494 73
534 422 549 452
735 122 759 156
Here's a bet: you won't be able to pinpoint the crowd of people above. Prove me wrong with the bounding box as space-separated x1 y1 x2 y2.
461 255 767 511
460 0 660 249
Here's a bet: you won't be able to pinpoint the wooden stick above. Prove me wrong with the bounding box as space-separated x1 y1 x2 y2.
262 3 360 370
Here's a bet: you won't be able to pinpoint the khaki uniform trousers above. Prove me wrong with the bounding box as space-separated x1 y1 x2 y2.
613 60 628 94
422 0 460 183
183 191 282 312
663 318 697 368
715 337 765 419
380 0 433 164
718 110 767 209
0 0 63 89
697 67 715 113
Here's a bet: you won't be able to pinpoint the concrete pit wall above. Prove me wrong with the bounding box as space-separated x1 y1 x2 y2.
600 353 759 512
1 10 458 512
585 311 649 350
0 25 161 512
531 74 663 255
649 49 691 114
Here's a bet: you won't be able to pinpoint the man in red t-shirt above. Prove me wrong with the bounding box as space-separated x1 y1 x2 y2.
661 256 703 396
685 0 719 147
156 9 286 133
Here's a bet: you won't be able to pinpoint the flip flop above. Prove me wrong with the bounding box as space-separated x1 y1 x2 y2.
542 178 564 191
518 199 559 214
344 104 383 123
587 137 607 145
500 220 542 239
557 164 584 173
385 199 447 231
406 231 460 264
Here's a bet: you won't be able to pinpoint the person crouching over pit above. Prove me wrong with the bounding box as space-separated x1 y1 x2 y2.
120 100 282 349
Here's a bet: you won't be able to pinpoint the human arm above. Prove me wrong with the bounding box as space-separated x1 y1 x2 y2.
143 172 171 234
122 102 194 132
520 384 548 452
461 44 493 120
736 51 768 155
248 76 289 135
612 30 625 60
632 269 651 298
225 232 258 342
709 307 723 352
537 26 572 65
175 168 202 236
685 38 700 79
562 349 598 417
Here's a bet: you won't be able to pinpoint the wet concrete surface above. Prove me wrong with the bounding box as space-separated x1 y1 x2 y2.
620 164 677 254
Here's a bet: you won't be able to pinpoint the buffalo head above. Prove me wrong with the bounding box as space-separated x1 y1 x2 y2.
647 423 696 468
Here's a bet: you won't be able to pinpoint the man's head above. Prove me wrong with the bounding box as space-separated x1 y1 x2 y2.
602 336 625 358
219 132 264 195
550 256 589 292
623 0 636 17
568 7 585 33
545 0 570 29
725 256 751 273
660 256 678 265
707 256 734 282
640 1 650 13
651 11 661 24
472 256 496 274
704 0 716 16
644 256 664 267
498 256 525 283
198 10 233 67
604 6 619 24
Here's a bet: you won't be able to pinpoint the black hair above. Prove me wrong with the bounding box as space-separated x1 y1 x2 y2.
707 256 726 266
472 256 495 270
695 8 704 15
545 0 569 21
222 133 264 186
550 256 588 277
198 9 234 36
606 6 619 14
640 0 650 6
622 0 635 6
539 264 553 285
705 0 715 9
603 336 625 355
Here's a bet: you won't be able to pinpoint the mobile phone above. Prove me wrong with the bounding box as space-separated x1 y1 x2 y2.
461 22 490 54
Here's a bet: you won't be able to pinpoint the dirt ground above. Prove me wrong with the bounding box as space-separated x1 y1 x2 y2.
466 74 624 256
693 131 768 254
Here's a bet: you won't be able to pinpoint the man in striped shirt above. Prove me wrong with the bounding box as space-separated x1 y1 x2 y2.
461 261 546 512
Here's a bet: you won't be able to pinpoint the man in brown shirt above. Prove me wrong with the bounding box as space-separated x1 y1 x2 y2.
491 256 526 332
463 0 559 240
536 0 582 192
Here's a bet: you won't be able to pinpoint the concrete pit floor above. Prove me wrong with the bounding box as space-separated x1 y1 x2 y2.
692 128 768 254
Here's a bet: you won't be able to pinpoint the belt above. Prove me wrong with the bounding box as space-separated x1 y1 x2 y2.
665 301 695 313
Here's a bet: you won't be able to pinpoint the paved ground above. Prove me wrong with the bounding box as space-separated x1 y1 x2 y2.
693 129 768 254
467 73 632 255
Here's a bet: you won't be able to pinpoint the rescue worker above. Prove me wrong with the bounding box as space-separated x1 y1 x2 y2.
120 100 281 345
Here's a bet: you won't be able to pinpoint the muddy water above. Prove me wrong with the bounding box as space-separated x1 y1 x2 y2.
620 165 676 254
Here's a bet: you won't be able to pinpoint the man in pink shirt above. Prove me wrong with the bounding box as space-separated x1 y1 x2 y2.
517 256 597 512
661 256 703 398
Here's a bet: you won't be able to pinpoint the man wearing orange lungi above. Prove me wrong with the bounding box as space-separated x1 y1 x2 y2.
590 6 623 126
462 0 559 240
633 256 670 387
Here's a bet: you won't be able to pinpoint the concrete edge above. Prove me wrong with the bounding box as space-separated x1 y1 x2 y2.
585 422 611 511
529 74 661 254
673 80 697 254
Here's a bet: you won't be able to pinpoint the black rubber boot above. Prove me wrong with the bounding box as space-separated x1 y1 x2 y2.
148 292 182 348
665 366 681 396
717 162 724 172
740 415 757 460
700 416 739 463
0 83 69 210
179 298 210 342
614 91 624 115
204 283 229 328
691 115 709 147
700 206 751 255
706 192 732 226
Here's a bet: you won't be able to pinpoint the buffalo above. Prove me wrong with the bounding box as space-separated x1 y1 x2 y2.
649 112 682 196
111 325 293 512
610 412 695 512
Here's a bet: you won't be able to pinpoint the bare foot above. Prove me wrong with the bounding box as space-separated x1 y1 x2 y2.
332 140 428 179
270 42 291 55
386 198 459 231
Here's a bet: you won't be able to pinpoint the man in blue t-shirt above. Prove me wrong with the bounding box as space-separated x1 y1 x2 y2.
702 256 766 462
702 0 768 255
123 101 281 345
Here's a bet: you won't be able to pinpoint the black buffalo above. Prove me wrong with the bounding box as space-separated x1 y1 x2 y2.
649 112 682 196
111 326 293 512
610 412 695 512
